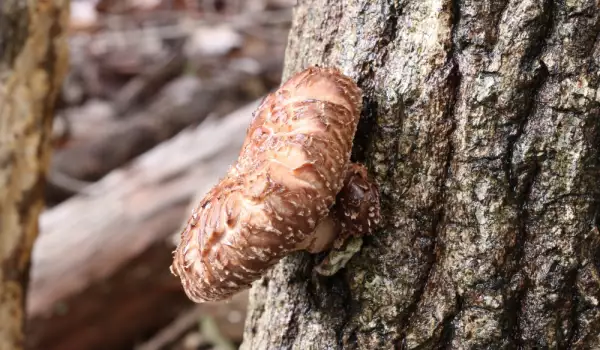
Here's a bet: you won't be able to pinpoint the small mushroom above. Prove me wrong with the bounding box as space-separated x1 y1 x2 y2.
170 66 380 303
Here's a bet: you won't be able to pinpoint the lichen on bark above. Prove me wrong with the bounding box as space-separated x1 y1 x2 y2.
0 0 68 348
242 1 600 349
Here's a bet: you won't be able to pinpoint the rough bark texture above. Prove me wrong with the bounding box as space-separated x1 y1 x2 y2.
242 1 600 349
0 0 69 349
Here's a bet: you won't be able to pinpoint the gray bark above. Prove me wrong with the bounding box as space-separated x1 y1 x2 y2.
242 0 600 349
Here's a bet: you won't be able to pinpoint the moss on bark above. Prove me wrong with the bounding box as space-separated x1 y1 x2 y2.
242 0 600 349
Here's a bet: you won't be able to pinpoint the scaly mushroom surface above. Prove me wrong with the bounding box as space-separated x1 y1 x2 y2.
170 66 380 303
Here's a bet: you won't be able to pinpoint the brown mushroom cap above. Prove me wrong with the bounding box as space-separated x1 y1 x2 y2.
170 66 363 303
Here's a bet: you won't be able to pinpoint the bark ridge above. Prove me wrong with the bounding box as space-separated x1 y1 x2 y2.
242 1 600 349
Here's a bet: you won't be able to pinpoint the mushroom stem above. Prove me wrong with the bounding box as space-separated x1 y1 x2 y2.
299 162 381 256
298 217 340 253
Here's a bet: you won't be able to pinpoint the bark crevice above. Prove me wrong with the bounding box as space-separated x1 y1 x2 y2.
242 1 600 348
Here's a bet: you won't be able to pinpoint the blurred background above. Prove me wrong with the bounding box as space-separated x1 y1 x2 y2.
25 1 294 349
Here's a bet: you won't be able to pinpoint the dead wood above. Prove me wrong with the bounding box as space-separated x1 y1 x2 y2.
134 290 248 350
45 60 281 205
26 101 260 350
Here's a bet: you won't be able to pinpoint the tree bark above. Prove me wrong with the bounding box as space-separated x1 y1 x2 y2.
0 1 69 349
242 1 600 349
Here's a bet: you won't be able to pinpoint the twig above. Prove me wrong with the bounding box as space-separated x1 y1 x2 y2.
47 169 94 196
134 305 205 350
69 8 292 53
113 51 186 116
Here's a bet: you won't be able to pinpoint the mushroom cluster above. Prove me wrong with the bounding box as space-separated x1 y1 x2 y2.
170 66 380 303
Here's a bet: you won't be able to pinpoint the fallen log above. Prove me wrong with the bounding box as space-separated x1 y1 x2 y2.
26 100 261 350
45 61 282 205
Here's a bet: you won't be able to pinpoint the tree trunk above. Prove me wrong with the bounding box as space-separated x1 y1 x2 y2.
242 1 600 349
0 1 69 349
